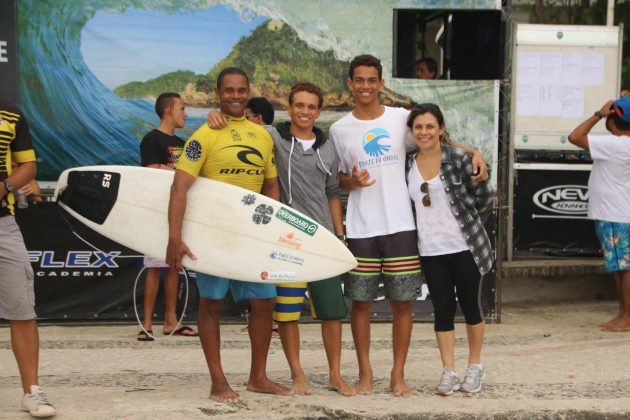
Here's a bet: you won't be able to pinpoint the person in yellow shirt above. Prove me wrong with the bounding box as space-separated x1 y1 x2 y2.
166 68 290 402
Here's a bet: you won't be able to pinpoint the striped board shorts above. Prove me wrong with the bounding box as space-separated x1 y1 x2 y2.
345 229 422 301
273 276 347 322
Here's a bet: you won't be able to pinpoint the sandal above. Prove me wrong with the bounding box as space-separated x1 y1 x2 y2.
137 330 154 341
163 326 198 337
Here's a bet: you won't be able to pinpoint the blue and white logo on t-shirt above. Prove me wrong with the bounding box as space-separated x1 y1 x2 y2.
357 128 399 169
361 128 391 157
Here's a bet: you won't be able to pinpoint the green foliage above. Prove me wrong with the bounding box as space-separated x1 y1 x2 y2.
204 21 349 94
114 70 199 98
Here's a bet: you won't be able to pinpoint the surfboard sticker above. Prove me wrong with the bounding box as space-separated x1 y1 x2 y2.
270 251 304 266
260 271 297 281
241 194 256 206
278 232 303 250
252 204 274 224
275 207 318 236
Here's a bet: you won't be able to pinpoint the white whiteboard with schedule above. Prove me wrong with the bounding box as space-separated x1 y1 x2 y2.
511 24 622 150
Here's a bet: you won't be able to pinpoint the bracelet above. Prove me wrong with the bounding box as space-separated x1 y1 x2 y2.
594 110 603 119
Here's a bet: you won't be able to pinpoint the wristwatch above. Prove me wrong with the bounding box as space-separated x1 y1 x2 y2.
2 178 13 195
594 110 604 119
336 234 346 241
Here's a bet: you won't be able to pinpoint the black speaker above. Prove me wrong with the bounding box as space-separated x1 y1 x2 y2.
450 11 504 80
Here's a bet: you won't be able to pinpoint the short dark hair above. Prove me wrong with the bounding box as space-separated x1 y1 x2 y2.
406 103 453 145
155 92 180 119
246 97 275 125
416 57 438 78
349 54 382 80
216 67 249 89
608 113 630 131
289 82 323 109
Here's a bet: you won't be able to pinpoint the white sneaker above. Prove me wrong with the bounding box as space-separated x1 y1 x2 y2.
436 368 460 396
21 385 56 418
461 364 485 393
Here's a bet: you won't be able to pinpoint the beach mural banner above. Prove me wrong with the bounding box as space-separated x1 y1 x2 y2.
12 0 499 181
5 0 500 320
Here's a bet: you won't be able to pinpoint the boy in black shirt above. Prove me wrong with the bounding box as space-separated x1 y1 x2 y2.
137 93 197 340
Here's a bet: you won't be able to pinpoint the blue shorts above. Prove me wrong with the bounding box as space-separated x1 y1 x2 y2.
196 273 276 302
594 220 630 273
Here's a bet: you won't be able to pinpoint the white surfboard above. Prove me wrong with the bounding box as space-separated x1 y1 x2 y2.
54 165 356 284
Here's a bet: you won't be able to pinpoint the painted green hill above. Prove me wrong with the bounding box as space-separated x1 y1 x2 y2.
113 20 350 107
114 70 201 98
197 20 349 96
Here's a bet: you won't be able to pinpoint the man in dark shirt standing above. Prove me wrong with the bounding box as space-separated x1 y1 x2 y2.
137 92 197 340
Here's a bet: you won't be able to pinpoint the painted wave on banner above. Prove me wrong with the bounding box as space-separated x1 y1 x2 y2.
17 0 497 180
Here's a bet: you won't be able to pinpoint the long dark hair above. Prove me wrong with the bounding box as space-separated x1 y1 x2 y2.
406 103 453 145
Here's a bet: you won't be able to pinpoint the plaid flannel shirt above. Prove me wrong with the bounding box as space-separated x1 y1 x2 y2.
407 143 495 275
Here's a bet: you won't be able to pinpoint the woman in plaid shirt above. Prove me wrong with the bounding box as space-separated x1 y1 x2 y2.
406 103 494 396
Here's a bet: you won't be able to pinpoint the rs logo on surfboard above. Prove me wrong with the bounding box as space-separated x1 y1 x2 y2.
102 173 112 188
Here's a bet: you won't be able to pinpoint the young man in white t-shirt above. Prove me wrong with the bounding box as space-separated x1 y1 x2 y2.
569 95 630 332
329 54 488 396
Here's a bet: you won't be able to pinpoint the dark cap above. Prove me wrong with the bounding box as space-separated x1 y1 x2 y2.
612 96 630 122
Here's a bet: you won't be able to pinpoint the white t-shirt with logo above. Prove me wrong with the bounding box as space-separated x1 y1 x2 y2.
330 106 416 238
587 134 630 223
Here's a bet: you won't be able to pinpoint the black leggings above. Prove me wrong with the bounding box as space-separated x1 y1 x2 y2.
421 250 484 332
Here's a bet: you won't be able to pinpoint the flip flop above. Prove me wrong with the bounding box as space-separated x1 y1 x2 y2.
137 330 154 341
164 326 198 337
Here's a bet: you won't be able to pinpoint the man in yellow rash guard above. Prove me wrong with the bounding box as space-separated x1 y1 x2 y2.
166 68 290 402
176 115 276 191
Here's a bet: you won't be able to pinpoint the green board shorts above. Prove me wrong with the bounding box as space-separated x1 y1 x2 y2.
273 276 347 322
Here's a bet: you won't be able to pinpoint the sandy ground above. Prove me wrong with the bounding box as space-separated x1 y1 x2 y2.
1 301 629 419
